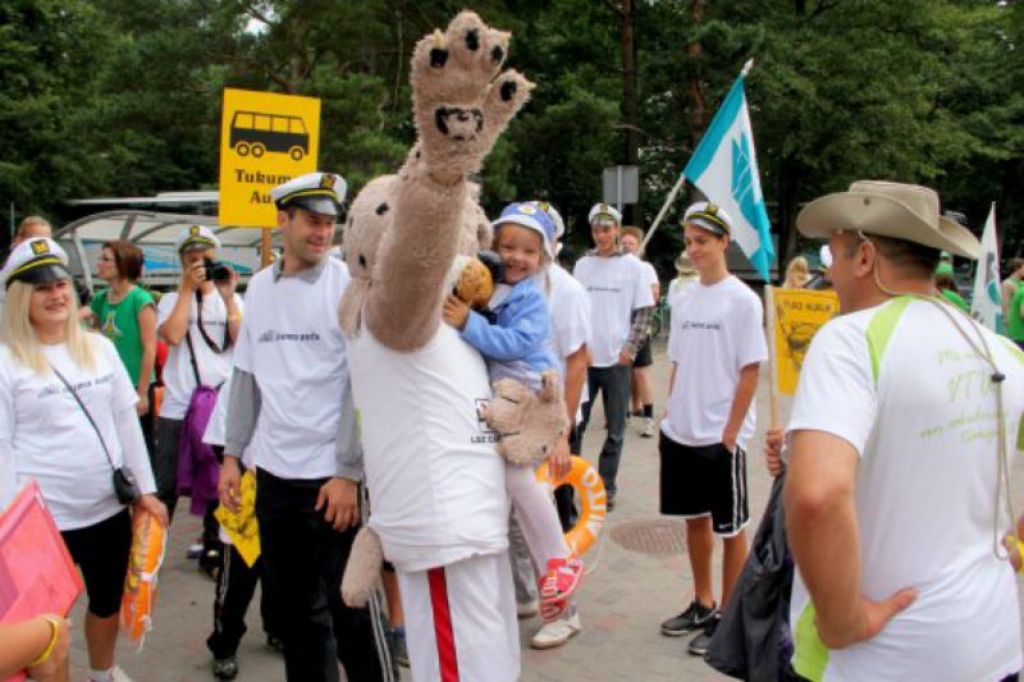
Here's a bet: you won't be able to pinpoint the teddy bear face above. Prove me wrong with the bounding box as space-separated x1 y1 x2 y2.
343 175 492 288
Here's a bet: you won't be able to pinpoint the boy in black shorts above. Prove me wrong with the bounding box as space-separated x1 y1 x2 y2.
658 202 767 656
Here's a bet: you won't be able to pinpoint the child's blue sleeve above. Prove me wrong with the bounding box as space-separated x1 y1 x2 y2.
460 290 550 362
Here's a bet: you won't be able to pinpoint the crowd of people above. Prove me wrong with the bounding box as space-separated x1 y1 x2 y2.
2 174 1023 682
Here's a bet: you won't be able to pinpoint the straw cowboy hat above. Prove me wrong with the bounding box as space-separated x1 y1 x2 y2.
796 180 979 260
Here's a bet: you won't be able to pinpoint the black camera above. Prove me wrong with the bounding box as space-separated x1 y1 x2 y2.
204 258 232 282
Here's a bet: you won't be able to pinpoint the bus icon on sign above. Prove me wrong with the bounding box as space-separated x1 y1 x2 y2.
230 111 309 161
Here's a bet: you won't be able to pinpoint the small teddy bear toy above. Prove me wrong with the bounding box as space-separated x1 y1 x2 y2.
485 371 567 466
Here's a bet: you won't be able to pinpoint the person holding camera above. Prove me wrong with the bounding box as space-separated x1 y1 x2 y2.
155 225 241 544
0 238 166 682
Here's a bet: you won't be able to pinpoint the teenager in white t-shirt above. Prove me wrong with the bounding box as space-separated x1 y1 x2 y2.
658 203 767 657
620 226 660 438
218 173 386 682
154 225 242 525
0 238 166 682
572 203 655 508
784 181 1023 682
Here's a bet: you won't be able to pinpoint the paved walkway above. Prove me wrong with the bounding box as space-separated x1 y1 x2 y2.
66 339 1024 681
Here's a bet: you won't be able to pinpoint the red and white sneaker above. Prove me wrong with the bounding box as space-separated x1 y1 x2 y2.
538 555 583 622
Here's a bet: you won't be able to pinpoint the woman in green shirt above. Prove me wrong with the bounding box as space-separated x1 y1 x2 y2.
91 241 157 440
935 271 970 313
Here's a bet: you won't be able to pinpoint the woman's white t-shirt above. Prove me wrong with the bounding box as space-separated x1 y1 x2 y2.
0 336 146 530
157 290 241 419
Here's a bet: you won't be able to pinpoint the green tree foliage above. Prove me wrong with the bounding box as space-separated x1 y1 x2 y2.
0 0 1020 273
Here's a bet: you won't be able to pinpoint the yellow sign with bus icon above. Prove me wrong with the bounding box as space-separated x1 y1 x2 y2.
219 89 320 227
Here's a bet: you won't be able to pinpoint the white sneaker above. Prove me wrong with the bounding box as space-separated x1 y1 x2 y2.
90 666 134 682
529 612 581 649
640 418 654 438
517 598 539 619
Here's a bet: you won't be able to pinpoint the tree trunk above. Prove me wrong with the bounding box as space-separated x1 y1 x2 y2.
685 0 706 207
620 0 640 226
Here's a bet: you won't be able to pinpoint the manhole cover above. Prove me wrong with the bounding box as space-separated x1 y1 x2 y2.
610 519 687 555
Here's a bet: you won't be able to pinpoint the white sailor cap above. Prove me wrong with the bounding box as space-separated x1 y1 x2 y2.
175 224 221 253
1 238 71 289
588 203 622 227
493 203 556 259
682 201 733 236
271 172 348 217
531 201 565 241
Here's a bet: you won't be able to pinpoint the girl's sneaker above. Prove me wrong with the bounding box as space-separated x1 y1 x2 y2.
538 555 583 622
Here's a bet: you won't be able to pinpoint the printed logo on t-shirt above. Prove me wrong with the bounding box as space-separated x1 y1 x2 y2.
472 398 498 444
587 285 623 294
101 312 122 339
38 372 114 399
256 329 322 343
680 319 722 331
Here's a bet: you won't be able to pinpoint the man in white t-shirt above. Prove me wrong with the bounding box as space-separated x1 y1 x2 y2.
218 173 386 682
620 225 660 438
572 203 655 509
155 225 242 530
658 202 767 657
784 180 1023 682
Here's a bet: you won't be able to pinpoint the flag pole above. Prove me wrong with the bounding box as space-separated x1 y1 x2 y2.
765 285 780 430
640 58 755 254
640 173 686 253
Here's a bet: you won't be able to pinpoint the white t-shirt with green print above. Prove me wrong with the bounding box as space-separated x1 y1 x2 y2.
785 296 1024 682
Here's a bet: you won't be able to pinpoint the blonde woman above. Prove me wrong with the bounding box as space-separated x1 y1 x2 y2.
782 256 811 289
0 238 166 682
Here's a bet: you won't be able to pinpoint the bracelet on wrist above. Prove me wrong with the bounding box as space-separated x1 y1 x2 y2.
28 615 61 667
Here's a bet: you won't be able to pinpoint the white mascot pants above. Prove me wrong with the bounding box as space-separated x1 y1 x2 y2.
397 551 520 681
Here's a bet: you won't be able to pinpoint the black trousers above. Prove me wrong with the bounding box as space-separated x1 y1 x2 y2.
255 469 384 682
153 416 182 520
207 543 283 659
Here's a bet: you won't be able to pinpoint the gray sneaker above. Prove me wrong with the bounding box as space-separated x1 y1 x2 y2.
660 599 717 636
687 612 721 656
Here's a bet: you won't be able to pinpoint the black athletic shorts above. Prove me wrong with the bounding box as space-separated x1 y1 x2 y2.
633 335 653 368
659 432 749 536
61 508 133 618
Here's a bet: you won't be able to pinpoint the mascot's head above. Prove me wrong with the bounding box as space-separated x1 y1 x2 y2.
339 167 493 337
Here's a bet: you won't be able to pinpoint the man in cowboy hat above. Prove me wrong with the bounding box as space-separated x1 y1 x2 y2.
783 180 1024 681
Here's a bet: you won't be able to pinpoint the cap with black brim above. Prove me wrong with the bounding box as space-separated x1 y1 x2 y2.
6 260 70 289
281 195 341 217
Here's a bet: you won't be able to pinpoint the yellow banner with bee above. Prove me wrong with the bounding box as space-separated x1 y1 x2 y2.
769 287 840 396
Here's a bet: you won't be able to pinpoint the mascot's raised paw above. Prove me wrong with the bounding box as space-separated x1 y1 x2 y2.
411 10 534 182
487 376 568 467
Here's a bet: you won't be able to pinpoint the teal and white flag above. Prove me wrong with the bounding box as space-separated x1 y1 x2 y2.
682 62 774 281
971 203 1002 333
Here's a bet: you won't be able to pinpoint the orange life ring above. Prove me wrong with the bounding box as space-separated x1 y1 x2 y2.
121 510 167 642
535 456 606 555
